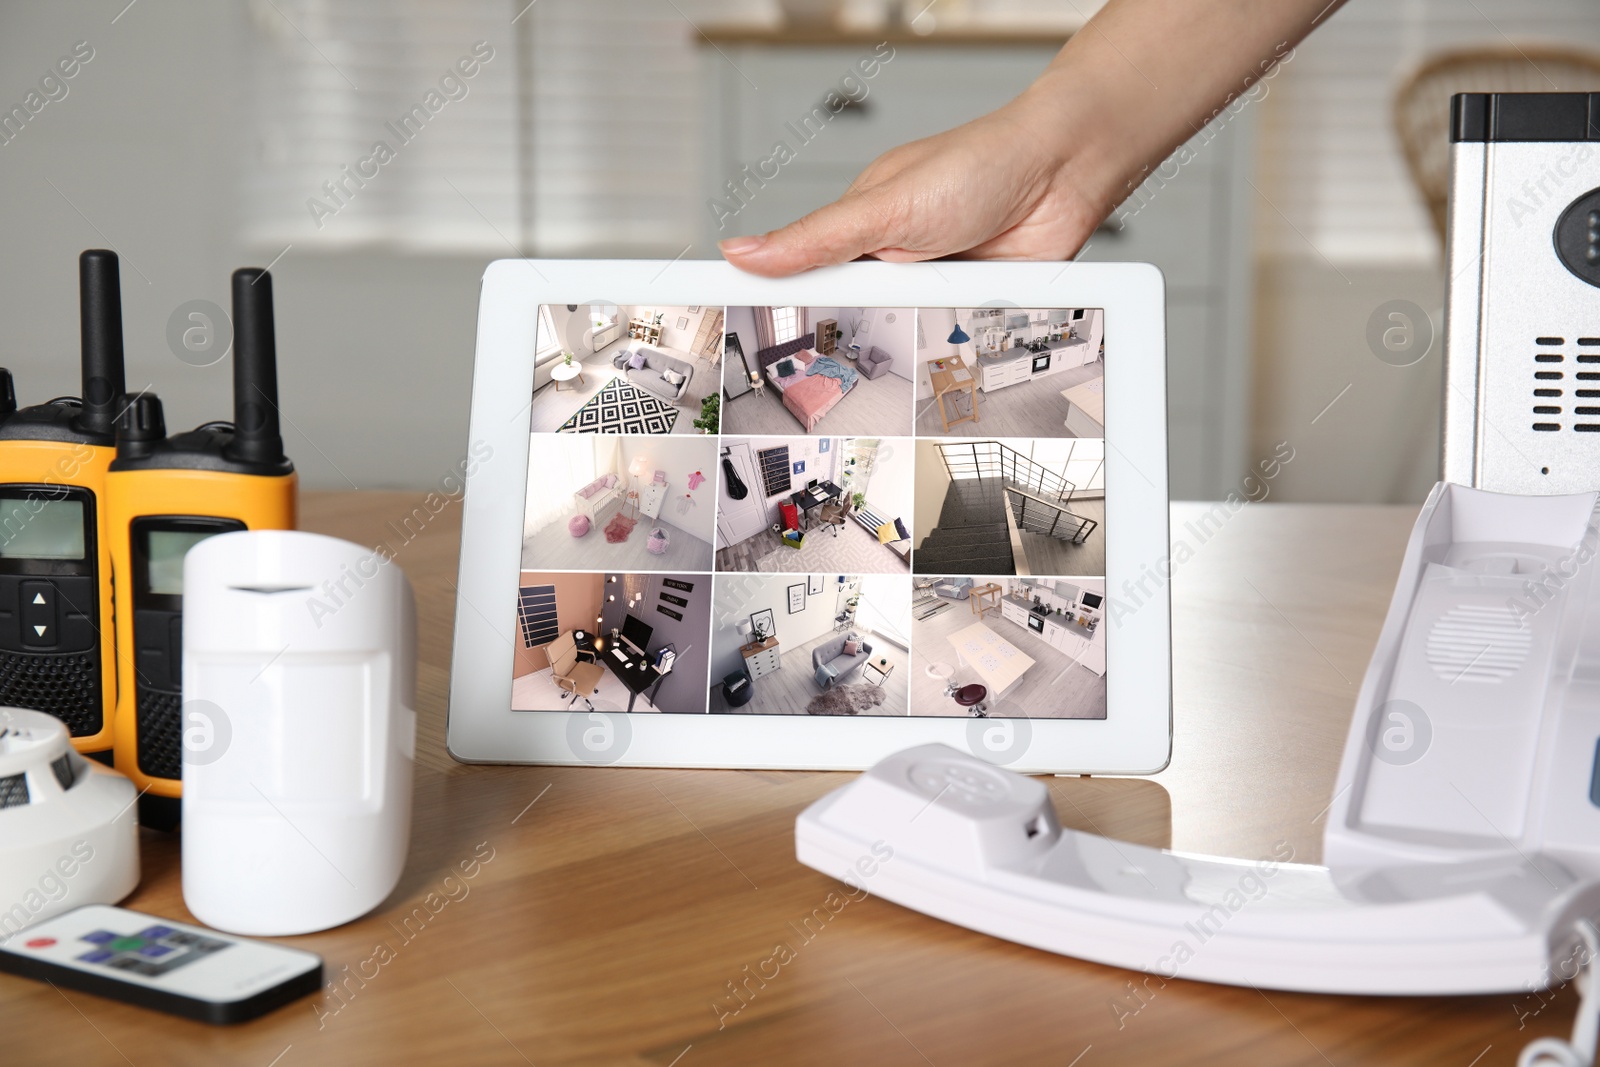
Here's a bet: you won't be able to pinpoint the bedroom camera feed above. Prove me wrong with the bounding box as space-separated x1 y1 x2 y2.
721 306 913 436
515 303 1110 718
715 436 912 573
513 571 711 714
522 434 718 572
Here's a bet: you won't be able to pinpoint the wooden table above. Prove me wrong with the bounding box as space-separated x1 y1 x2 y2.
862 659 894 689
3 496 1582 1066
970 581 1003 618
926 355 978 432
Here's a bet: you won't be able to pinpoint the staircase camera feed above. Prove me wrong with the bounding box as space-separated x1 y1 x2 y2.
519 304 1105 720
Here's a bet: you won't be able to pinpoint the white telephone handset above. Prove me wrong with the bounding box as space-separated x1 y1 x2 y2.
798 484 1600 1061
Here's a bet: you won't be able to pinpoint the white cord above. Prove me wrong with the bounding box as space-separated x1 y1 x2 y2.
1521 920 1600 1067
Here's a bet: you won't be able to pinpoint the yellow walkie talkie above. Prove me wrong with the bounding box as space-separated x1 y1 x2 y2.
0 250 126 757
110 267 297 827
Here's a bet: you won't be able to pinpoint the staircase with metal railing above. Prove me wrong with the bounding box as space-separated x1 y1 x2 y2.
914 442 1099 573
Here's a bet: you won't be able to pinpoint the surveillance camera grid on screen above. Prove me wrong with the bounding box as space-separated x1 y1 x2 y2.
515 303 1107 719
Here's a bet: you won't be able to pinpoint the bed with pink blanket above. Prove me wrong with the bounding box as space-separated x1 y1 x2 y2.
757 333 861 432
781 372 847 432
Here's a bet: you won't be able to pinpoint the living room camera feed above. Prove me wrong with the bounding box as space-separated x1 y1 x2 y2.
530 305 723 434
710 573 910 715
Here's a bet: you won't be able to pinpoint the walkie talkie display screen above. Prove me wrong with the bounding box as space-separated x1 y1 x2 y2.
0 497 87 560
141 530 219 596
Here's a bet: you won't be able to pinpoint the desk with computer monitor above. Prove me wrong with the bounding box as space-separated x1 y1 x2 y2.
601 613 670 712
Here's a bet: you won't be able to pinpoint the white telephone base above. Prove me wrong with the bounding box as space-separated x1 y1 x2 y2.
798 484 1600 1000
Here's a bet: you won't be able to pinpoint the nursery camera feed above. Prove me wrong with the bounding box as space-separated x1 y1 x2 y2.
520 304 1106 719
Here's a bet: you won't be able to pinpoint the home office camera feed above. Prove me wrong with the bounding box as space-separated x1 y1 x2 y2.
520 304 1106 719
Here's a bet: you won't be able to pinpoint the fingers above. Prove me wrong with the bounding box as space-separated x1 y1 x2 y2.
719 185 917 278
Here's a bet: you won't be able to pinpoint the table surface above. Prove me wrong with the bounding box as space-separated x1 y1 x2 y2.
1062 376 1105 424
949 620 1036 695
3 495 1580 1066
927 354 975 392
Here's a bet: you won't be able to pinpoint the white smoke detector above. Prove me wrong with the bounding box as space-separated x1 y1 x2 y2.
0 708 140 939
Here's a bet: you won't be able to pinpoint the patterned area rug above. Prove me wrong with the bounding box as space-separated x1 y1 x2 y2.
604 513 637 543
559 378 678 434
752 522 908 574
806 683 884 716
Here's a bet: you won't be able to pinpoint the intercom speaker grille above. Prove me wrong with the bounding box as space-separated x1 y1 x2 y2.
1531 337 1600 433
1425 603 1532 683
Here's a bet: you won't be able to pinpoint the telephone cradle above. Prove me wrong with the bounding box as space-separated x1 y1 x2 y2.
799 482 1600 1066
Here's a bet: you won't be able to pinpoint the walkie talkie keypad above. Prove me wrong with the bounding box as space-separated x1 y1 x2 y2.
0 488 103 738
0 575 98 652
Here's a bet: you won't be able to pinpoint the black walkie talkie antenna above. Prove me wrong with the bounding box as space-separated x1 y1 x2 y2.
226 268 285 466
75 249 126 439
0 370 17 420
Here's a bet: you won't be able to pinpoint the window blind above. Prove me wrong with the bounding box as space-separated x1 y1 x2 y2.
517 584 558 648
242 0 520 251
241 0 711 254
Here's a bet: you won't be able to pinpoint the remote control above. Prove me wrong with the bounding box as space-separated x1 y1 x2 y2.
0 904 322 1024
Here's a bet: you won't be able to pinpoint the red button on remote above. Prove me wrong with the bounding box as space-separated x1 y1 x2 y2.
24 938 55 949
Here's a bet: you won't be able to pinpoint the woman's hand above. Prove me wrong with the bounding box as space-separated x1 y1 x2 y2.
717 97 1108 277
718 0 1344 278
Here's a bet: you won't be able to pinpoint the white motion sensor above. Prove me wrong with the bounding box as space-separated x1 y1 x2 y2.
798 484 1600 998
181 531 416 936
0 708 140 935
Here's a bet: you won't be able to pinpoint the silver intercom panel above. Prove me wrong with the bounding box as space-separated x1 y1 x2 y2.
1444 92 1600 494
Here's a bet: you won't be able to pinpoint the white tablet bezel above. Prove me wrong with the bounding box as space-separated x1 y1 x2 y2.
447 259 1171 774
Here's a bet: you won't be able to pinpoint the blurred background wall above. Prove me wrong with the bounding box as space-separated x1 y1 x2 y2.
3 0 1599 499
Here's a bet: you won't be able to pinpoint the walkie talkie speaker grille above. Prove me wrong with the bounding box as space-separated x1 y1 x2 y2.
0 708 140 936
1443 92 1600 493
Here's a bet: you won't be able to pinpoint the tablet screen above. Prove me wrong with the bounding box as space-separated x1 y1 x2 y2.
515 304 1105 719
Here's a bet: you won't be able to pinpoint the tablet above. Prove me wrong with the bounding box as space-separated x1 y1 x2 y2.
447 260 1170 774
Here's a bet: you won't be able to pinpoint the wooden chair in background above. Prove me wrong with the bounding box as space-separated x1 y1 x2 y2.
1395 45 1600 245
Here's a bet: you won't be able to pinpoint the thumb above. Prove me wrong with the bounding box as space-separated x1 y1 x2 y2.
719 190 906 277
